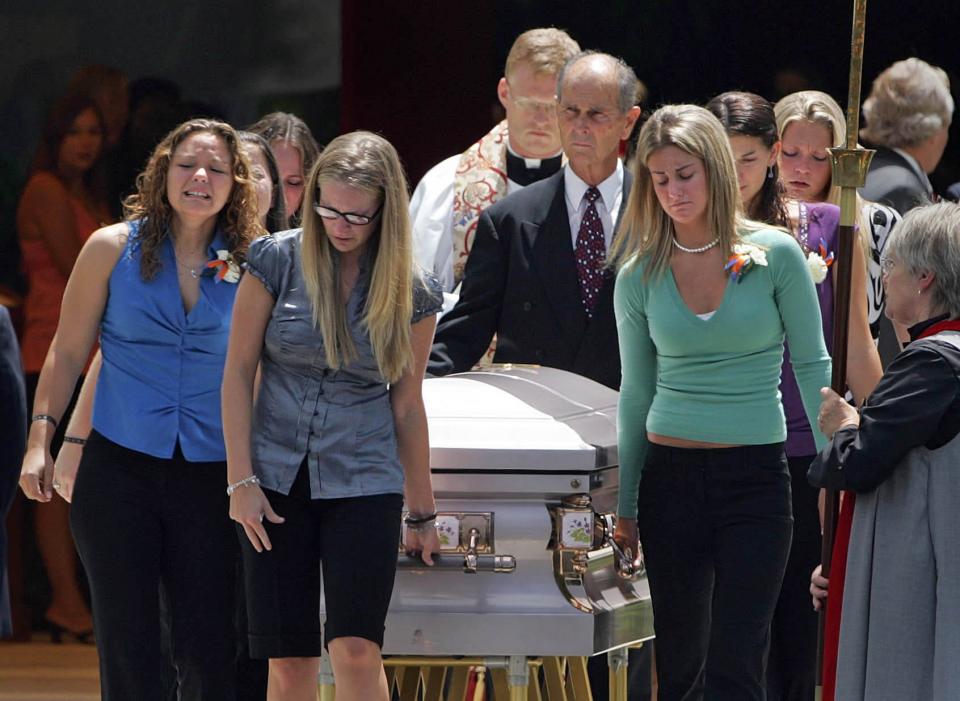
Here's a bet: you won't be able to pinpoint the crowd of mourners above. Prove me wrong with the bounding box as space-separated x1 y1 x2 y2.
1 27 958 701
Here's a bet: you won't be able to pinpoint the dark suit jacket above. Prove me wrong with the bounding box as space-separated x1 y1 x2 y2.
429 169 630 390
860 146 932 215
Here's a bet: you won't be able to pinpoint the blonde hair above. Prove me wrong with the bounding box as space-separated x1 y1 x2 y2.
300 131 414 383
610 104 765 277
505 27 580 78
774 90 871 261
861 58 953 148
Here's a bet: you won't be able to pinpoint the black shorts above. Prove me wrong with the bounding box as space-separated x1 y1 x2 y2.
238 464 403 659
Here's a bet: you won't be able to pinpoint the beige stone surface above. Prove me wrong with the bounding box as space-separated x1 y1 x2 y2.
0 640 100 700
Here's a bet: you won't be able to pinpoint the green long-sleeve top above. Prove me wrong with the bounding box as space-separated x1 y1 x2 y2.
614 228 832 518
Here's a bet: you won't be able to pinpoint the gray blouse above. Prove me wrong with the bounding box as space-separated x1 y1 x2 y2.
245 230 443 499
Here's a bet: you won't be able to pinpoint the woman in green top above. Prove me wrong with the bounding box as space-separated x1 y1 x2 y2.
610 104 831 701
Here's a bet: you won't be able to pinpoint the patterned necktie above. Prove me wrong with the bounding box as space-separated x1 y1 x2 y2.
575 187 606 318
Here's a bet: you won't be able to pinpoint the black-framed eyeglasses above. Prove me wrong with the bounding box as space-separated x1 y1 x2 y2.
313 202 383 226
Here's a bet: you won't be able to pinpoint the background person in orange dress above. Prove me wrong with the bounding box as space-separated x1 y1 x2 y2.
16 91 111 641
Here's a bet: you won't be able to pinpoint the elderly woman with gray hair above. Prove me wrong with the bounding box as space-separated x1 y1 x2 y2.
809 201 960 700
860 58 953 214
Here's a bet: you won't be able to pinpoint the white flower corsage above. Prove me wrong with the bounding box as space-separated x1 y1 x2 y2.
805 239 835 284
725 243 768 283
204 250 241 283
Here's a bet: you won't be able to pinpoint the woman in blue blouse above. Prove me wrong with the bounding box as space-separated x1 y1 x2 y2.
19 118 262 700
222 131 442 701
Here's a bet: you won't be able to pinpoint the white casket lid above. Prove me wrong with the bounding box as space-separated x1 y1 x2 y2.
424 366 618 472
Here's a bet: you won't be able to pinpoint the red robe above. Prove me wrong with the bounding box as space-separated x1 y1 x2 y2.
821 317 960 698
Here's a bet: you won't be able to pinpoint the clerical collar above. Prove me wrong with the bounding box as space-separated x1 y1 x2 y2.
909 313 960 342
505 144 563 187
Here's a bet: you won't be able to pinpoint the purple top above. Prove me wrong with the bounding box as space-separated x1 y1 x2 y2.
782 202 840 457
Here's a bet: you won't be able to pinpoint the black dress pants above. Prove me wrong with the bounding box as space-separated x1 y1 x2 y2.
766 455 820 701
70 431 237 701
637 443 793 701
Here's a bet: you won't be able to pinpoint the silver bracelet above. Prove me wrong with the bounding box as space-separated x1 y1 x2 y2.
226 474 261 496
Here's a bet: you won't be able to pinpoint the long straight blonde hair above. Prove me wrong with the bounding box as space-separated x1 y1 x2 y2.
774 90 871 262
300 131 414 383
610 104 765 277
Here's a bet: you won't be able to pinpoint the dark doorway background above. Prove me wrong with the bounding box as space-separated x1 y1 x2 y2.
2 1 960 198
343 1 960 191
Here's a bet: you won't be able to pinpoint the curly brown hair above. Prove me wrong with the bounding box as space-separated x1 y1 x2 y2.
122 118 263 280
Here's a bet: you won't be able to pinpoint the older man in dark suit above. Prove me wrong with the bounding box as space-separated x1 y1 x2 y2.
860 58 953 214
429 52 641 390
859 58 953 363
429 51 651 701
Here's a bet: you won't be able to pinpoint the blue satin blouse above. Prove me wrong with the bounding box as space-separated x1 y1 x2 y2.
92 219 239 461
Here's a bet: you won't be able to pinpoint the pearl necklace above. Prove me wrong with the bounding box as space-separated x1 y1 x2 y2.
672 235 720 254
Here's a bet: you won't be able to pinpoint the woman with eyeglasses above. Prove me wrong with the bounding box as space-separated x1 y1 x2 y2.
808 202 960 701
221 131 442 701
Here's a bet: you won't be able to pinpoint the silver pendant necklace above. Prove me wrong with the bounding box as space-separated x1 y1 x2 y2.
175 256 204 279
672 235 720 254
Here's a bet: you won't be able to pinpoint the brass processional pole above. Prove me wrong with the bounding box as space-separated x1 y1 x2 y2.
817 0 874 698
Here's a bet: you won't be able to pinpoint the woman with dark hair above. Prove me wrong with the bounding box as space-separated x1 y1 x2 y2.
222 131 442 700
239 131 287 233
248 112 320 227
16 91 110 642
707 90 882 701
705 91 787 226
65 65 129 149
20 118 262 700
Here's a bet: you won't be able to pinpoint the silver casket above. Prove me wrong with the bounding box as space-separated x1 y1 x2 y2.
380 366 655 657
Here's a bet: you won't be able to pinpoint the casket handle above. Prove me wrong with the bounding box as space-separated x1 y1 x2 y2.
397 553 517 573
599 513 645 579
